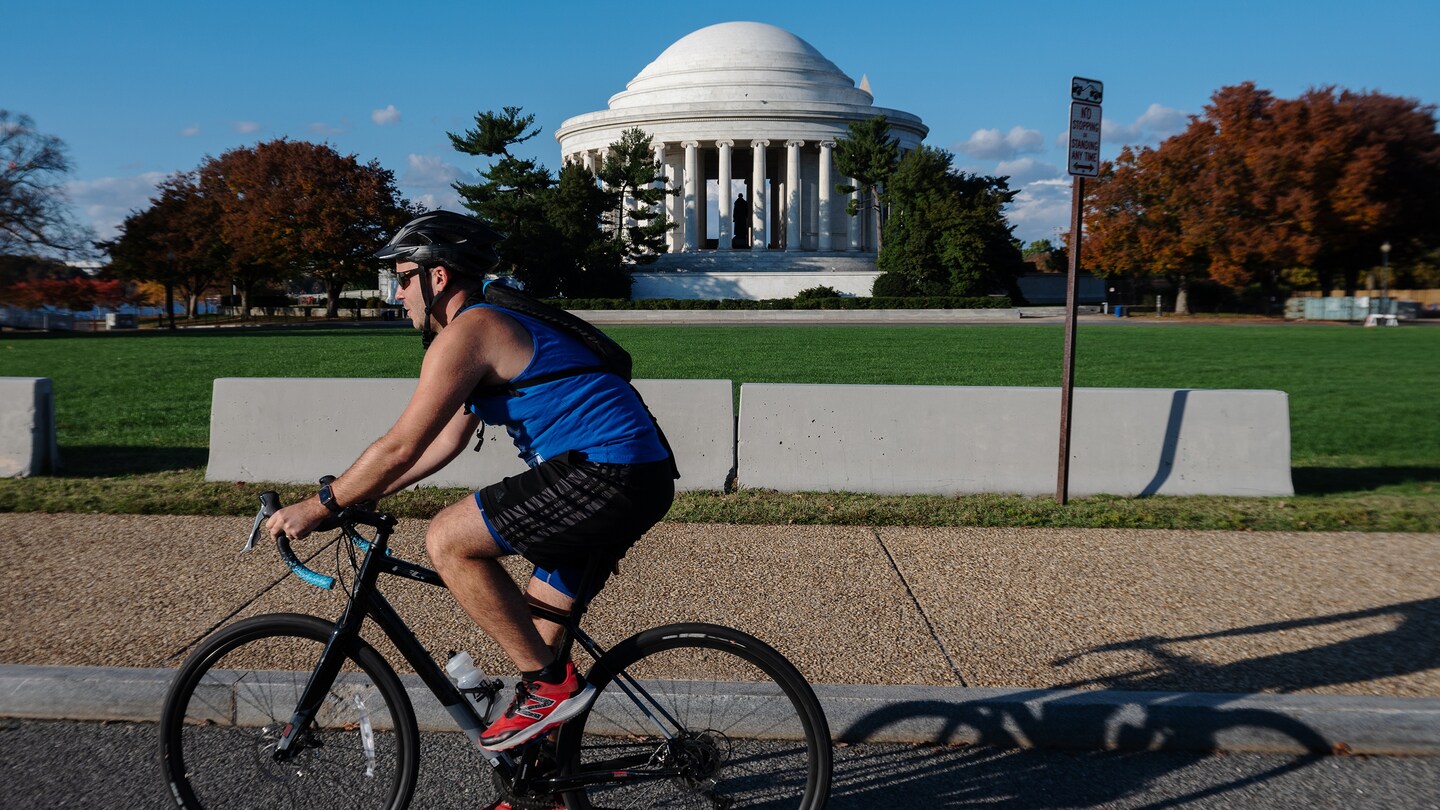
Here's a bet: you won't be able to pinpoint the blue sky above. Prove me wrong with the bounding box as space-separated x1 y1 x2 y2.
7 0 1437 248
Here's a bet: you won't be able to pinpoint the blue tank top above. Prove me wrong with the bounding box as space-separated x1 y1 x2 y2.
461 303 669 467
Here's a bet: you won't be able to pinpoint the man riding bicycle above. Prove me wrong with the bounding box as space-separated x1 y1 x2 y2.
266 210 676 755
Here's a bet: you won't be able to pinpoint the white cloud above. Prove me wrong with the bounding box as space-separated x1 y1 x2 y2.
233 121 262 134
66 172 168 242
403 154 462 188
408 192 463 212
401 154 463 210
179 125 200 137
1104 103 1189 145
1005 177 1076 245
371 104 401 126
994 157 1059 187
956 126 1045 161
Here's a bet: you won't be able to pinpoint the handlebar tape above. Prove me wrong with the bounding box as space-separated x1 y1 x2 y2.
259 490 337 590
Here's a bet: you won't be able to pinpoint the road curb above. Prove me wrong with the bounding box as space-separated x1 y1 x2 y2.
4 664 1438 756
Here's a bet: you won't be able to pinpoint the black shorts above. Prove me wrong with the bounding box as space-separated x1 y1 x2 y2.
476 450 675 572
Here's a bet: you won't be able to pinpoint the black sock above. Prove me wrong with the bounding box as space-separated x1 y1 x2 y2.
523 658 567 685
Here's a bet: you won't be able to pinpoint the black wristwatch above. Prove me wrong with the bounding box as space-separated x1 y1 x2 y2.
318 484 344 514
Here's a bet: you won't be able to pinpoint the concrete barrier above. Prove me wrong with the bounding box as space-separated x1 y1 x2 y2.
206 378 734 491
737 384 1293 497
0 377 60 477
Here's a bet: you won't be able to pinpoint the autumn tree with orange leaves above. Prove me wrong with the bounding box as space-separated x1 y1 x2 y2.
199 139 419 317
103 139 418 319
103 171 229 322
1085 83 1440 312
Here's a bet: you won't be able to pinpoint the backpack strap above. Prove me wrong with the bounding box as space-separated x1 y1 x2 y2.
471 364 614 399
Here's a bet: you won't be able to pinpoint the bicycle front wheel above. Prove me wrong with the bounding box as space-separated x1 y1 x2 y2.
159 613 419 809
556 623 832 809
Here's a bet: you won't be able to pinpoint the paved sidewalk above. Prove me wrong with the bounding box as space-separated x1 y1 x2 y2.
2 513 1438 754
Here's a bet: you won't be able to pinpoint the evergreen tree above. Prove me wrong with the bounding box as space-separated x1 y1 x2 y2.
449 107 562 292
451 109 679 298
596 127 673 263
879 145 1026 297
547 162 627 298
833 115 900 251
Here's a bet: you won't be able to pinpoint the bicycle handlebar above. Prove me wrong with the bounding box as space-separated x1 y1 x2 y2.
245 489 397 591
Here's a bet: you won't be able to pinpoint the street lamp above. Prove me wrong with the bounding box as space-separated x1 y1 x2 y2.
1380 242 1391 315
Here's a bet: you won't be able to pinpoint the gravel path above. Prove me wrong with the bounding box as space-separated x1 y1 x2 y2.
3 513 1437 697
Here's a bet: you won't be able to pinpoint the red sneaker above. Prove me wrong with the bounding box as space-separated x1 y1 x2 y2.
480 662 595 751
481 801 563 810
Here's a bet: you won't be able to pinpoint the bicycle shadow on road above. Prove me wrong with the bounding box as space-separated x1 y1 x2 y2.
832 693 1328 807
827 737 1322 809
824 597 1440 806
1048 596 1440 694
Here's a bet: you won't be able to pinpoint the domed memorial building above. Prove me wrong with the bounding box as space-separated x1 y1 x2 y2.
556 21 927 299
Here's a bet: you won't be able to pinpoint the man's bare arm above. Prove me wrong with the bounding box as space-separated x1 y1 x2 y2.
266 307 531 541
329 308 527 504
378 406 482 496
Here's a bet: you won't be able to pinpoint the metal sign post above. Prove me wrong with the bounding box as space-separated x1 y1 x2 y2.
1058 77 1103 504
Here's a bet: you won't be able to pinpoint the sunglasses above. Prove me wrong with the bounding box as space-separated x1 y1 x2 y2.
396 267 426 287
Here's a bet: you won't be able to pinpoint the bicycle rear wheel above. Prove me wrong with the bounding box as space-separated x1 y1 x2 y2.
159 613 419 809
555 623 831 809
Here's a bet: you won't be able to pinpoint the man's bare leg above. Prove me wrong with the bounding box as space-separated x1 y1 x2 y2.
426 496 553 672
525 578 576 652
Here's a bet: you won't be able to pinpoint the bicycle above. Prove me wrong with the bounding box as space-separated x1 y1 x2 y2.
159 490 833 809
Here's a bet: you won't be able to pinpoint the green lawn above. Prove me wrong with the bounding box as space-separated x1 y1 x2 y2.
1 321 1436 527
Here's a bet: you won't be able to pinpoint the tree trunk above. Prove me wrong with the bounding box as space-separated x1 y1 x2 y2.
165 282 177 330
186 292 199 320
324 275 345 317
1175 277 1191 315
239 285 251 320
871 191 884 253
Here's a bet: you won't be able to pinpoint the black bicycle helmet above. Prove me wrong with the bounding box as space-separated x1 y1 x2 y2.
373 210 502 275
376 211 503 349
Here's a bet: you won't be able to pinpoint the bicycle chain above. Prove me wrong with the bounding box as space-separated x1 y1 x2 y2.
488 750 565 810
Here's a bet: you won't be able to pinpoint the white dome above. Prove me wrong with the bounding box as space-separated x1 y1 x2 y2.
608 21 873 109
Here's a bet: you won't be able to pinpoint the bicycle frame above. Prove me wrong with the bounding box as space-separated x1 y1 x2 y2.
269 517 695 795
270 520 504 763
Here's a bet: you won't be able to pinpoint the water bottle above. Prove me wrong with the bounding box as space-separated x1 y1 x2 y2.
446 651 498 723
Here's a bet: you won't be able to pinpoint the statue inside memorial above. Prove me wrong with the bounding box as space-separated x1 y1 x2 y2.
732 193 751 249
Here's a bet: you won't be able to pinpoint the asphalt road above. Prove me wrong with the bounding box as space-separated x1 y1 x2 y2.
5 719 1438 809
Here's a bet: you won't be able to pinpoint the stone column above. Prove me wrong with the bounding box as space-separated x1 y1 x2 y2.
818 140 835 251
848 178 862 251
751 140 769 250
682 141 700 252
582 151 596 175
785 140 804 251
717 140 734 251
